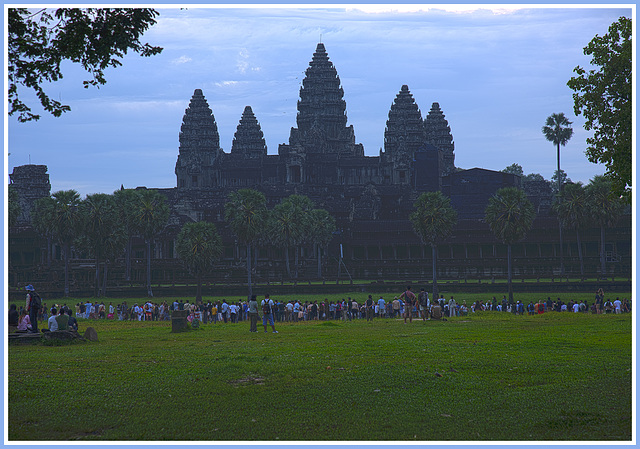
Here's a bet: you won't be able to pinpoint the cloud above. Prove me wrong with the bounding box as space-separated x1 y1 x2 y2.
171 55 192 65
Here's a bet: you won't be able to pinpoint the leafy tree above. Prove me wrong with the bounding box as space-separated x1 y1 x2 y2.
553 182 588 278
8 185 21 228
8 8 162 122
77 193 126 296
32 190 82 296
309 208 336 279
551 169 572 195
224 189 267 297
567 16 632 202
501 163 524 177
133 189 170 297
586 176 625 278
485 187 535 303
176 221 223 303
410 191 457 299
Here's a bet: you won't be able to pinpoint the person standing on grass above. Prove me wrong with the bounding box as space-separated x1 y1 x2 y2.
448 296 457 318
392 297 400 318
377 296 386 319
364 295 374 322
248 295 259 332
400 287 416 323
261 294 278 333
418 288 429 322
25 285 41 334
221 300 229 323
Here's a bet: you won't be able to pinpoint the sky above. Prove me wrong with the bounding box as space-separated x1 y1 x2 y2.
6 5 634 197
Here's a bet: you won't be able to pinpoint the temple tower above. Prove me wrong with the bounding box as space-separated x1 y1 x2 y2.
9 165 51 225
383 85 426 185
231 106 267 159
175 89 223 189
424 102 455 177
287 43 364 157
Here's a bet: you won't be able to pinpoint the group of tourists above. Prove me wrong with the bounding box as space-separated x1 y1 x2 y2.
10 284 631 334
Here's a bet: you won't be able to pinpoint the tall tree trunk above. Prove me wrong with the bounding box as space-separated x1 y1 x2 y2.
576 229 584 278
47 236 52 267
246 244 253 298
317 244 322 279
431 243 438 299
600 226 606 279
64 242 70 297
507 244 513 303
558 222 565 276
146 239 153 297
94 257 100 297
294 246 299 279
285 245 291 278
196 272 202 303
101 262 108 297
557 141 564 276
125 237 132 282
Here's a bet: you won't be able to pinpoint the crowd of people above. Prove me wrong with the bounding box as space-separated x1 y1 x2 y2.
9 285 632 333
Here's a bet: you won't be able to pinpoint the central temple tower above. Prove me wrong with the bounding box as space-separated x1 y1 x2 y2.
284 43 364 158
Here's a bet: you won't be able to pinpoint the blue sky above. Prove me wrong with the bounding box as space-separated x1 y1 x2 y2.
6 5 633 197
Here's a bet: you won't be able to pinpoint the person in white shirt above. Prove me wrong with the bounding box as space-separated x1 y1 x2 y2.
613 298 622 313
48 308 59 332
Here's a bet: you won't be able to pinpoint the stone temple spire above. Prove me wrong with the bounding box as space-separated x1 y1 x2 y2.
288 43 363 156
384 85 426 184
175 89 223 189
424 102 455 176
231 106 267 159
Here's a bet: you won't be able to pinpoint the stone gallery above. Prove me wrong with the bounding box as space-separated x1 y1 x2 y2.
9 43 631 289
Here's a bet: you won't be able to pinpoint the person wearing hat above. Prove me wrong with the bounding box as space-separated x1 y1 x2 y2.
25 285 41 333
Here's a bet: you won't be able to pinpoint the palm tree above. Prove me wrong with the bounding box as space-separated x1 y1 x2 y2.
113 188 140 283
485 187 535 303
553 182 588 278
542 112 573 275
133 189 170 297
410 191 457 299
176 221 223 303
309 208 336 279
78 193 126 296
32 196 55 267
280 195 314 278
268 200 302 279
42 190 82 296
224 189 267 297
586 176 624 279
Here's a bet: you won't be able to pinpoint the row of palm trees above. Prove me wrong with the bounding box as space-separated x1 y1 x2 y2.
32 188 170 297
411 175 625 303
26 177 623 300
410 188 535 303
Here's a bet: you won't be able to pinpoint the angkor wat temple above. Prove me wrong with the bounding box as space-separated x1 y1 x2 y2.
9 43 631 293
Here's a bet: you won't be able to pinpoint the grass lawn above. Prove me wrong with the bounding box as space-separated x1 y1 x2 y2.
8 309 632 442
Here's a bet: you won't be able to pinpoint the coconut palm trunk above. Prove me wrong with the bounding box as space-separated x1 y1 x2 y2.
146 239 153 297
600 226 606 279
507 244 513 303
431 243 439 299
247 243 253 297
101 262 108 297
576 229 584 278
317 244 322 279
63 242 71 297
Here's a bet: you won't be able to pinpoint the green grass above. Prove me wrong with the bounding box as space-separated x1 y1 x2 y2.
8 310 632 441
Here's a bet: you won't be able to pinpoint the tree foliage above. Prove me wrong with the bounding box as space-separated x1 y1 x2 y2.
410 191 457 298
8 8 162 122
8 185 21 228
176 221 223 302
567 16 632 202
